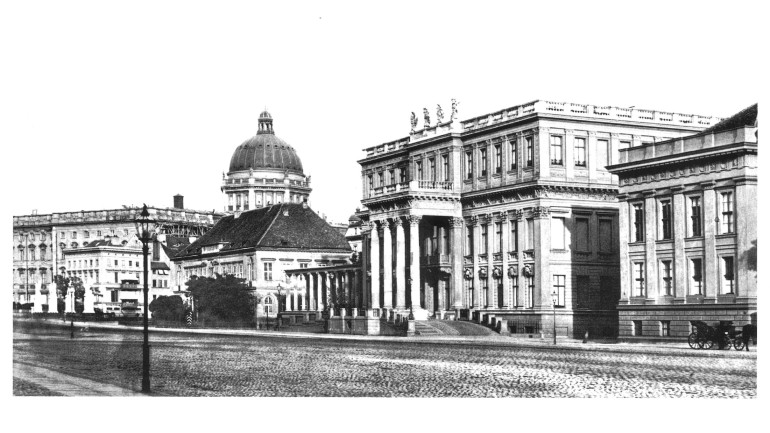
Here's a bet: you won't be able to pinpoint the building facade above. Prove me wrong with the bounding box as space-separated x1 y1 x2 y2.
354 99 721 337
12 197 220 312
222 111 312 212
608 104 757 338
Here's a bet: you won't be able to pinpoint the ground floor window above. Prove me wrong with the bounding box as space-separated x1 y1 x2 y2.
661 321 670 337
525 276 534 308
633 320 642 336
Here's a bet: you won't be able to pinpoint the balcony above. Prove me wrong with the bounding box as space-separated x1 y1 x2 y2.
366 180 455 199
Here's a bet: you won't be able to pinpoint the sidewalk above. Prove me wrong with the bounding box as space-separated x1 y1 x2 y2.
13 317 757 359
14 362 145 396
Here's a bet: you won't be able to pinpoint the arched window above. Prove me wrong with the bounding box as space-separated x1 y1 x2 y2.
17 246 24 260
39 245 47 261
28 246 36 260
70 242 78 249
264 296 273 304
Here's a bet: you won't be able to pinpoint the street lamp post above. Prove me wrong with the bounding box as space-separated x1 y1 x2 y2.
551 290 558 345
135 204 155 394
276 284 283 331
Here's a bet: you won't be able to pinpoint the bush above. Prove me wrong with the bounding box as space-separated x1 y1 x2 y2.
149 295 185 322
42 304 49 312
187 274 256 324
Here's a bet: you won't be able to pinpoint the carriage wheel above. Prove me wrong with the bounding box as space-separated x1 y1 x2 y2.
688 333 699 349
733 338 745 351
699 338 714 349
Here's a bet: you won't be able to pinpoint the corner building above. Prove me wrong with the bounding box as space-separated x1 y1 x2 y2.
608 104 757 338
358 100 720 337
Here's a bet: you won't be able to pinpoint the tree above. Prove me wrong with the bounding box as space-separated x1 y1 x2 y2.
71 277 85 314
53 274 70 314
149 295 185 322
186 274 256 325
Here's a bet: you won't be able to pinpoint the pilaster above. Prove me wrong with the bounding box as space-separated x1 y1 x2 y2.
381 219 393 309
450 217 464 310
395 218 406 310
533 206 551 309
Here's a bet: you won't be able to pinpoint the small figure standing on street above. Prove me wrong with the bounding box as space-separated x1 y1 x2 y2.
70 319 74 339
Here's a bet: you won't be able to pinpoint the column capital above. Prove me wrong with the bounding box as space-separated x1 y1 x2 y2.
407 215 422 226
391 217 403 228
468 215 479 226
587 130 597 136
532 206 551 219
508 209 524 221
450 217 464 228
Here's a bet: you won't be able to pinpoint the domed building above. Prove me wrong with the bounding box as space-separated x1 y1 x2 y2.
222 111 312 212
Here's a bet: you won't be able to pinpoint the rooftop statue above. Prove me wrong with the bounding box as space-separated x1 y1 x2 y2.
410 112 418 132
423 108 431 128
451 98 460 120
436 104 444 124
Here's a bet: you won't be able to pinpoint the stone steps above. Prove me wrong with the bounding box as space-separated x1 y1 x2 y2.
414 321 443 336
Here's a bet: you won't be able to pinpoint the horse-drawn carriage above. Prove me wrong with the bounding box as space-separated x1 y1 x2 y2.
688 320 753 350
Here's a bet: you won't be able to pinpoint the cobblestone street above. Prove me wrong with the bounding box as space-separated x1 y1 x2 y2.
13 325 756 397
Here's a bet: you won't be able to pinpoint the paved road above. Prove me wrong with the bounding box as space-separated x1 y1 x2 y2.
13 325 756 397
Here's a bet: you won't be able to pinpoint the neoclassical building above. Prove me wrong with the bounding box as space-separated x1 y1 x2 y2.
608 104 757 338
353 99 721 337
12 196 220 312
222 110 312 212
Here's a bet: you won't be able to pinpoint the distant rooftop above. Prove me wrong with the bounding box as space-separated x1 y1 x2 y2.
363 99 723 158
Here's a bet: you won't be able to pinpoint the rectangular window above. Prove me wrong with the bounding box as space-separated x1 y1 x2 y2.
551 217 565 250
299 263 309 269
597 139 610 169
574 137 586 167
236 194 242 209
553 275 566 307
494 222 502 254
575 217 589 251
525 276 534 308
722 256 735 294
264 262 273 281
599 219 613 252
526 137 534 167
466 226 474 256
72 231 77 239
388 169 395 185
429 157 436 181
689 196 702 237
634 262 645 297
481 225 488 254
633 203 644 242
442 155 449 182
690 258 703 295
480 148 487 177
661 321 670 337
660 200 672 240
509 220 518 252
494 144 502 174
111 290 118 302
367 175 373 192
84 231 90 238
416 161 423 181
399 167 406 183
511 276 519 307
465 151 473 180
526 218 534 250
633 320 642 336
378 172 384 186
721 191 734 233
510 138 517 170
550 135 563 165
661 260 673 296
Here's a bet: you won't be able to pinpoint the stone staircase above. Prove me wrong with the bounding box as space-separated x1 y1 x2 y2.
413 321 443 336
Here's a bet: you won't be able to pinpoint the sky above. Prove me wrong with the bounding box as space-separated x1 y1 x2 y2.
1 0 762 225
1 0 767 426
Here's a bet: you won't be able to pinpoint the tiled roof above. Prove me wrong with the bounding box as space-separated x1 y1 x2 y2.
700 104 757 135
151 262 171 270
175 203 351 258
162 235 192 258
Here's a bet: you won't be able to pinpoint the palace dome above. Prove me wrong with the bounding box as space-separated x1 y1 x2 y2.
228 111 304 175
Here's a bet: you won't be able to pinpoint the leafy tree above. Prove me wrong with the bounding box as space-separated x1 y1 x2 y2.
71 277 85 314
186 274 256 324
53 274 70 314
149 295 185 322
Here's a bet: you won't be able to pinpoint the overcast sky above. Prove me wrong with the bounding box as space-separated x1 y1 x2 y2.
2 1 761 225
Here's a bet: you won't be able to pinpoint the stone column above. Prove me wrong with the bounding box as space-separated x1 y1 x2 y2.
450 217 464 310
395 218 406 310
369 222 380 310
673 190 687 298
470 217 480 308
321 272 329 310
408 215 427 319
516 212 526 307
316 273 323 312
735 179 757 298
644 192 658 300
534 207 551 309
501 217 510 308
304 273 310 310
381 220 393 310
308 269 315 311
486 214 495 308
702 183 717 298
618 200 630 301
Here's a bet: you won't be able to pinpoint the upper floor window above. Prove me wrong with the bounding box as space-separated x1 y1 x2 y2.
465 226 474 256
597 139 610 169
525 136 534 167
721 256 735 294
526 218 534 250
72 231 77 239
368 175 373 191
494 222 503 254
551 217 566 250
494 144 502 174
689 196 702 237
660 199 672 240
632 203 644 242
720 191 734 234
509 220 518 252
553 275 566 307
575 217 589 251
633 262 645 297
690 258 703 295
574 137 586 167
442 155 449 182
388 169 395 185
416 161 423 181
599 219 613 253
378 172 384 187
661 260 673 296
465 151 473 180
481 224 488 254
264 262 273 281
480 148 488 177
399 167 407 184
428 157 436 181
510 138 517 170
550 135 563 165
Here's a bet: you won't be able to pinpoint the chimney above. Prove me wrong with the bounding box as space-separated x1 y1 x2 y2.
173 194 184 209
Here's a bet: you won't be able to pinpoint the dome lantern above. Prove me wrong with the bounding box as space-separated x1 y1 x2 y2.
258 110 274 135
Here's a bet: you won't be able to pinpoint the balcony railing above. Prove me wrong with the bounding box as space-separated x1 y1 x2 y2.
367 180 454 198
